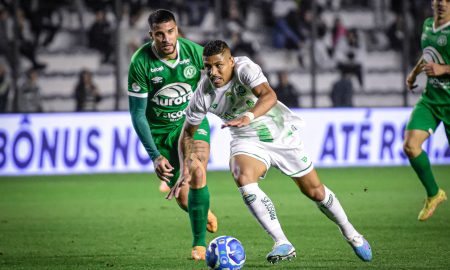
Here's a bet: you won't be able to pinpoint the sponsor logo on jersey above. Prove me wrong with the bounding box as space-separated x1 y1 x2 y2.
437 35 447 46
428 77 450 88
151 66 164 72
183 65 197 79
152 82 193 106
131 82 141 92
151 77 163 84
179 58 191 65
423 46 445 64
197 128 208 136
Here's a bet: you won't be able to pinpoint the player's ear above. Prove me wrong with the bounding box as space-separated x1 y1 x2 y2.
230 56 235 68
148 30 153 40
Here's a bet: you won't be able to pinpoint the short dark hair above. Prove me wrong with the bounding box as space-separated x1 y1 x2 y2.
203 40 230 57
148 9 176 28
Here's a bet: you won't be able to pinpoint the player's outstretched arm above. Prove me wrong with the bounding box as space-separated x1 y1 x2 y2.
222 82 277 128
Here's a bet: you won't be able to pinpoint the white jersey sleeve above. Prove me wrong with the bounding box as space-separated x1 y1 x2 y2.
235 57 268 89
185 77 209 125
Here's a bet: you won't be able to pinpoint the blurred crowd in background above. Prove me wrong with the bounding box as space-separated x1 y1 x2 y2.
0 0 433 113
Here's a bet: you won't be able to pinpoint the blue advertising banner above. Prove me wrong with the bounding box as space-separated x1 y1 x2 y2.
0 108 448 176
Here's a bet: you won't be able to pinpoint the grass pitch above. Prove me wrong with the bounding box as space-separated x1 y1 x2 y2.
1 166 449 270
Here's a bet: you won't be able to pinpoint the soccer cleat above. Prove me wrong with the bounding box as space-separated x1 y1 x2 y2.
347 235 372 262
266 243 296 264
159 181 170 193
191 246 206 260
418 189 447 221
207 211 218 233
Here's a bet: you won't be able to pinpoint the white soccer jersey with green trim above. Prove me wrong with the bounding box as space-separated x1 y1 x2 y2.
185 56 304 142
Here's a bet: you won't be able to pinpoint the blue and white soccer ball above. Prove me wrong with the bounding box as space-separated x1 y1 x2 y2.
206 235 246 270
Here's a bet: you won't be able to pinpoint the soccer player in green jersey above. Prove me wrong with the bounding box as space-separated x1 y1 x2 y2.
405 0 450 221
127 9 217 260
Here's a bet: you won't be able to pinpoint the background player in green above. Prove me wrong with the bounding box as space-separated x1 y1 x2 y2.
405 0 450 221
127 9 217 260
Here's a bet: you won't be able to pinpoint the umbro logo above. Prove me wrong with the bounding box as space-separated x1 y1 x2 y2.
151 66 164 72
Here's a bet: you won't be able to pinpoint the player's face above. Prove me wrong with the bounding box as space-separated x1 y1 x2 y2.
150 20 178 58
203 50 235 88
433 0 450 21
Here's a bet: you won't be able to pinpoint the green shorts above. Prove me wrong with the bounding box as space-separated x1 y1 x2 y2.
406 98 450 144
153 118 210 187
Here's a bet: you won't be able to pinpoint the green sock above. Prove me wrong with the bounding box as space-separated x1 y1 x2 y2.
409 151 439 197
188 185 210 247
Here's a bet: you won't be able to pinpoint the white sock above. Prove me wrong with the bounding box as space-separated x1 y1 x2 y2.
239 183 289 245
316 185 359 240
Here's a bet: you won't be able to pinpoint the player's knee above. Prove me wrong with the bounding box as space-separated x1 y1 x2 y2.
403 140 419 158
306 185 325 202
189 155 206 188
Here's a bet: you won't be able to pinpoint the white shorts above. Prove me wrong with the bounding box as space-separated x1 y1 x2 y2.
230 135 314 178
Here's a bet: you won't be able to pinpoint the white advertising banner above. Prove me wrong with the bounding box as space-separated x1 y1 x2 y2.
0 108 448 176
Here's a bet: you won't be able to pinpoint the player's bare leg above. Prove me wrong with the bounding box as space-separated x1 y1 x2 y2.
293 169 372 261
231 155 295 264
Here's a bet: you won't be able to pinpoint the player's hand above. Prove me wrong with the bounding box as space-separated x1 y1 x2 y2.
153 155 173 183
406 73 418 91
221 116 251 129
165 159 191 200
423 62 447 77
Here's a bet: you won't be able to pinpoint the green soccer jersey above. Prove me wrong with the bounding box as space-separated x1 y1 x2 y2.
128 37 204 134
421 17 450 105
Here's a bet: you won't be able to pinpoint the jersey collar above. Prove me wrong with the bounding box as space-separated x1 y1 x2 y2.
151 40 180 68
433 19 450 33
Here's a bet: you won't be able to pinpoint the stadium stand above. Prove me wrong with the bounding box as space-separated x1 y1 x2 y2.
2 0 428 112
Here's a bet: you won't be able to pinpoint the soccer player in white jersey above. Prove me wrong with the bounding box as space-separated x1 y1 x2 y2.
172 40 372 263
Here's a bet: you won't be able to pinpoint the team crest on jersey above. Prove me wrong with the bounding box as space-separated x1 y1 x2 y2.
437 35 447 46
235 86 246 96
131 82 141 92
151 76 163 84
183 65 197 79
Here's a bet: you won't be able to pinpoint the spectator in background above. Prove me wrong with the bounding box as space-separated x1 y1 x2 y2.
330 67 353 107
274 71 300 108
387 14 405 52
334 28 366 90
0 62 10 113
18 68 43 113
272 0 302 49
88 10 113 64
331 17 347 54
0 8 46 70
20 0 63 48
74 69 102 112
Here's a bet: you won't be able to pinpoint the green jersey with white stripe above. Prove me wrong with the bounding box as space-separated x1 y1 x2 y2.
128 37 204 134
421 17 450 105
